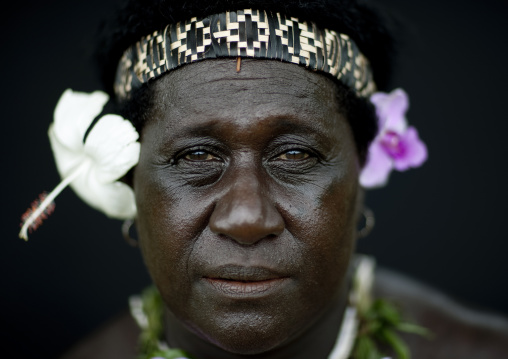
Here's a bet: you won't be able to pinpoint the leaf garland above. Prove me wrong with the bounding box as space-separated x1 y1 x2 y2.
137 286 191 359
135 288 430 359
353 299 431 359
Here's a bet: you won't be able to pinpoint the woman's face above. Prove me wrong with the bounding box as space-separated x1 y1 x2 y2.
134 59 360 354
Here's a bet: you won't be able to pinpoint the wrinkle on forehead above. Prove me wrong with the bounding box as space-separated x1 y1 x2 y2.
148 58 342 124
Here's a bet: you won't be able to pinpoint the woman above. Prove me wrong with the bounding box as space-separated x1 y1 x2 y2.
18 0 508 358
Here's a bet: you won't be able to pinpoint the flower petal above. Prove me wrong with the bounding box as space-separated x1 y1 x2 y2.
360 142 394 188
48 89 140 219
53 89 109 152
370 88 408 133
84 114 140 183
48 124 86 177
70 165 137 219
392 127 428 171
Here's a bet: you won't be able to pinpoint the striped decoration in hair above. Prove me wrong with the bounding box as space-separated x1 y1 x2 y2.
114 9 376 100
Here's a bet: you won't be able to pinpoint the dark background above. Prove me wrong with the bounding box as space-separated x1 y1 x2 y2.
2 0 507 358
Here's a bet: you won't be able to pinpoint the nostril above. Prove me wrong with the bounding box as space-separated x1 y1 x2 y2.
215 232 278 244
209 181 285 245
216 233 230 241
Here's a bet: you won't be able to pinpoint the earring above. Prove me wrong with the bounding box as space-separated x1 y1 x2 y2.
357 207 375 238
122 219 138 247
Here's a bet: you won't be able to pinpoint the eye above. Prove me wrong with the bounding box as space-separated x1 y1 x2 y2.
277 149 310 161
184 150 219 161
172 147 225 187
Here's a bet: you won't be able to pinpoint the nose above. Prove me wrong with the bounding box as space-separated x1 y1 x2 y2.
209 171 284 245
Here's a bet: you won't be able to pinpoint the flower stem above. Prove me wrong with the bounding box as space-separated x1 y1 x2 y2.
19 163 87 241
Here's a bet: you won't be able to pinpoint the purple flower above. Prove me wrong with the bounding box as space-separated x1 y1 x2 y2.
360 89 428 188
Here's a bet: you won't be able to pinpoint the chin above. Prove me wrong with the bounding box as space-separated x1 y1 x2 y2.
199 311 294 355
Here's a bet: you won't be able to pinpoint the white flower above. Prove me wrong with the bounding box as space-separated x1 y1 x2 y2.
19 89 140 240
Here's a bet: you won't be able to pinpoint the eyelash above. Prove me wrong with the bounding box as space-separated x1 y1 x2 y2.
275 149 311 161
169 140 321 167
178 148 313 162
165 145 320 187
176 146 223 164
266 145 321 179
184 150 219 161
176 145 315 161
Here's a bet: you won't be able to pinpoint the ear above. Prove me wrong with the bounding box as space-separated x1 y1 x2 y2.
355 187 375 239
355 187 366 239
355 187 365 220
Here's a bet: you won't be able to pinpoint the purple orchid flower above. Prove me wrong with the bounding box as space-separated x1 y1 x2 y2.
359 88 428 188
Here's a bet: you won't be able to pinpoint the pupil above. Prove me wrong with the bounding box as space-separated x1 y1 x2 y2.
189 151 209 160
286 150 306 160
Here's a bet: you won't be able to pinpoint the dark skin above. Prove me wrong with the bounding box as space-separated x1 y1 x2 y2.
61 270 508 359
133 58 361 358
60 59 508 359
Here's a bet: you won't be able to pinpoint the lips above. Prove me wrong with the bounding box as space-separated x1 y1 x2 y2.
202 265 289 297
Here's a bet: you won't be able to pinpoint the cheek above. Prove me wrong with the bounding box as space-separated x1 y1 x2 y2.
277 156 359 298
133 156 200 304
132 125 360 350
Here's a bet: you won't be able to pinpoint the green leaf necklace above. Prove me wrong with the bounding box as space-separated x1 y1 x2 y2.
129 256 429 359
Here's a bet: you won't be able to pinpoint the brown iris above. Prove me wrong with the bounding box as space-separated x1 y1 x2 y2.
278 150 309 161
185 150 218 161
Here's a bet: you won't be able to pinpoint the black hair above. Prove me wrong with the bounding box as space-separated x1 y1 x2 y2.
95 0 397 163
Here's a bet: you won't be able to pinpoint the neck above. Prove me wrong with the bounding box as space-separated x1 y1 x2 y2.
163 272 351 359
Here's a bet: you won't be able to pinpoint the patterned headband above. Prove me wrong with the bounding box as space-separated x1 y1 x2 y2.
19 12 428 240
114 9 376 100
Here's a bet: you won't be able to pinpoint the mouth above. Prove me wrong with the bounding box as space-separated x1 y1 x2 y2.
202 265 290 297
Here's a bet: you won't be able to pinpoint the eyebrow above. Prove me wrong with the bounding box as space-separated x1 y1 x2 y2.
174 115 337 148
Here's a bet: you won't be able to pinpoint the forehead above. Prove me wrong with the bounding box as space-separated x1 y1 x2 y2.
145 59 346 135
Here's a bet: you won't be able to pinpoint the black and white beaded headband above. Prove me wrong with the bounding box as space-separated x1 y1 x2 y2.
114 9 376 100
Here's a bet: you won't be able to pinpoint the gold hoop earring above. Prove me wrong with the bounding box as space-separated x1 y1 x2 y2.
122 219 138 247
357 207 375 239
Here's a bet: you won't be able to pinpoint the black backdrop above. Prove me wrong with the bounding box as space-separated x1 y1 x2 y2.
2 0 507 358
